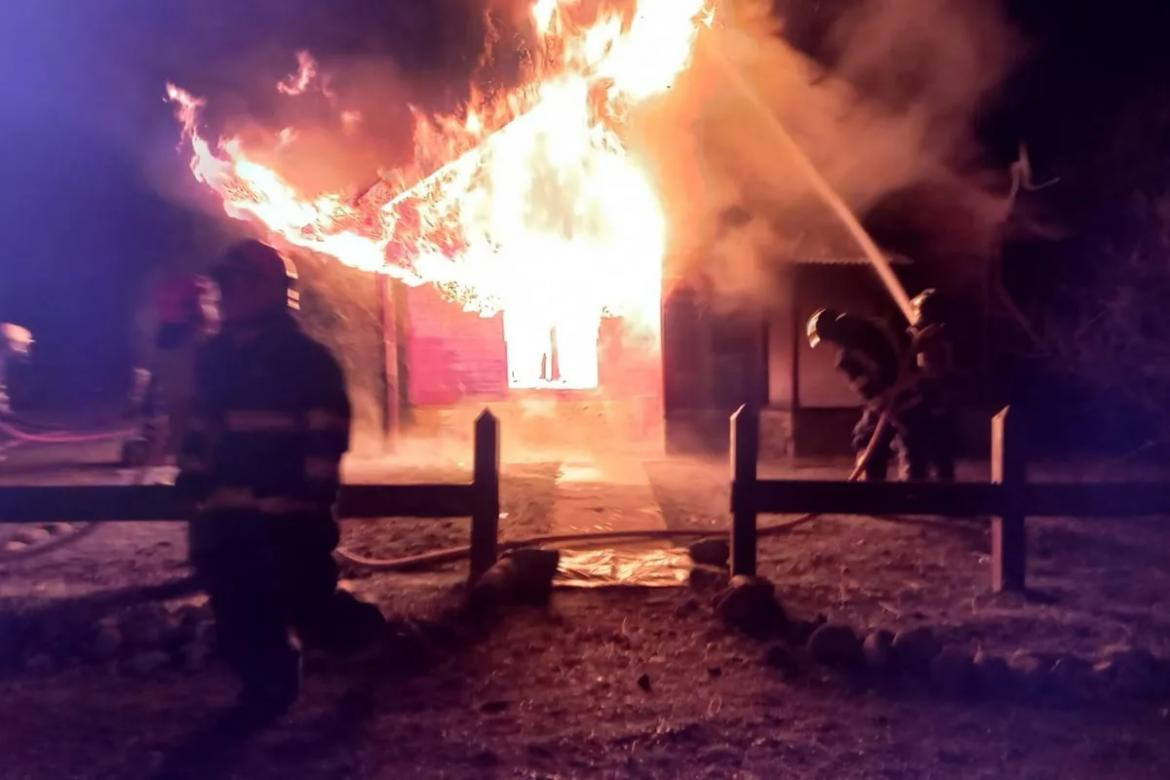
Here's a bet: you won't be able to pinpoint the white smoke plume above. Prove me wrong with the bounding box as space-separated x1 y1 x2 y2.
634 0 1020 303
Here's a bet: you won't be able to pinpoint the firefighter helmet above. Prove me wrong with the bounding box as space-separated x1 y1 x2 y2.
212 240 299 311
806 308 841 348
0 323 33 358
910 288 944 327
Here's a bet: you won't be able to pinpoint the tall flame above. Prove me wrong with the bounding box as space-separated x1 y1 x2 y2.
167 0 713 389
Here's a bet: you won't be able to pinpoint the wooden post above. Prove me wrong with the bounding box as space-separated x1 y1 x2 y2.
991 406 1027 592
376 274 400 450
730 404 760 577
470 409 500 583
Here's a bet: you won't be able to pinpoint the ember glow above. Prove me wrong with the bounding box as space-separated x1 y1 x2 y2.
167 0 713 389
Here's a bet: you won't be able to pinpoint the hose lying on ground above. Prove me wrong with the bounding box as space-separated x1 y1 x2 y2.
0 419 135 444
337 364 910 573
336 514 821 572
2 413 131 434
0 456 154 565
3 576 201 629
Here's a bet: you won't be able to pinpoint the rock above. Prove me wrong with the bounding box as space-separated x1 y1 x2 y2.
763 644 801 679
507 548 561 604
179 641 211 673
1049 655 1098 702
3 540 29 554
807 624 864 669
46 522 74 536
863 630 894 670
786 615 826 646
931 647 976 697
892 627 942 671
471 750 500 768
973 651 1013 697
91 625 123 661
1008 650 1048 696
24 653 54 675
127 650 171 676
689 566 729 592
469 549 560 610
120 606 174 649
480 700 510 714
715 576 784 637
13 527 52 545
688 539 730 568
637 673 652 692
699 745 742 766
172 604 210 638
1095 646 1167 699
194 618 217 643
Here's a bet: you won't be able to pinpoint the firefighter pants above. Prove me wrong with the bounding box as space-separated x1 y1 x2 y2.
852 404 898 482
189 511 383 697
899 405 957 483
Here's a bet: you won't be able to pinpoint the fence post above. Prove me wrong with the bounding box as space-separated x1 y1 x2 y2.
991 406 1027 592
730 404 760 577
470 409 500 583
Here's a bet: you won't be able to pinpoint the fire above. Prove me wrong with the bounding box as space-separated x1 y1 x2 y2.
167 0 713 389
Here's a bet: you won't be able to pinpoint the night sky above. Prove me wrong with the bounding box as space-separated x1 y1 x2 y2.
1 0 1168 411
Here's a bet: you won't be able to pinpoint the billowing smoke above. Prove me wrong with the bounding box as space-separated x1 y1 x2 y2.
635 0 1019 304
153 0 1018 310
140 0 1019 446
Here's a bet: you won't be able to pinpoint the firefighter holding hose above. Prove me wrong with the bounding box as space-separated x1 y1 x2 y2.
806 308 912 481
902 289 958 482
176 240 383 723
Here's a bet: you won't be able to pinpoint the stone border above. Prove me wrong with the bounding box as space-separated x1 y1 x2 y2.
714 574 1170 706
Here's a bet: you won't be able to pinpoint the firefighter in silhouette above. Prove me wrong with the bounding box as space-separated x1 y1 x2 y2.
902 289 958 482
176 240 383 722
0 323 33 416
139 274 217 462
807 308 909 481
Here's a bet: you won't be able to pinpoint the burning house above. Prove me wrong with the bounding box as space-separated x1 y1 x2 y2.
163 1 709 454
162 0 965 457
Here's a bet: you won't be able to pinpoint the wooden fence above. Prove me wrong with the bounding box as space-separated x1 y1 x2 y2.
0 411 501 582
730 405 1170 592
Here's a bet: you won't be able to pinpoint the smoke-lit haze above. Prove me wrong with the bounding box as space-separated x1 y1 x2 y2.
637 0 1018 303
0 0 1016 406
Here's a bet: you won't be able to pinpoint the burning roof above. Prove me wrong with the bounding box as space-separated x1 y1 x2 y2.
167 0 716 389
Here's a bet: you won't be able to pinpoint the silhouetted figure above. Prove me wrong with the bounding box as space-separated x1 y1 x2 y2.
903 288 958 482
176 240 383 725
142 274 216 461
807 308 906 481
0 323 33 416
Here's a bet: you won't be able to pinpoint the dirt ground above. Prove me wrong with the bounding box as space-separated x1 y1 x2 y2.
1 439 1169 778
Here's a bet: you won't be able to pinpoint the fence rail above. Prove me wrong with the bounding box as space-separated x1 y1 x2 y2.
0 410 501 582
730 405 1170 592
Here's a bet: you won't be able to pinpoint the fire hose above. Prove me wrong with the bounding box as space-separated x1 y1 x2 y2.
336 332 925 573
336 411 895 573
0 434 148 565
0 418 135 444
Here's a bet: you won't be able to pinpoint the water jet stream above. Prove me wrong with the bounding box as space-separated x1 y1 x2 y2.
709 40 915 323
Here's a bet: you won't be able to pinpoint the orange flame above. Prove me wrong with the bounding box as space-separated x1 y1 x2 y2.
275 51 320 97
167 0 713 389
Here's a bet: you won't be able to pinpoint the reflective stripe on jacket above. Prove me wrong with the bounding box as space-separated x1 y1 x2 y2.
177 312 350 514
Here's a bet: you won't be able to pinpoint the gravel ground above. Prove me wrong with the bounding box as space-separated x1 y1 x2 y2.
1 445 1168 777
